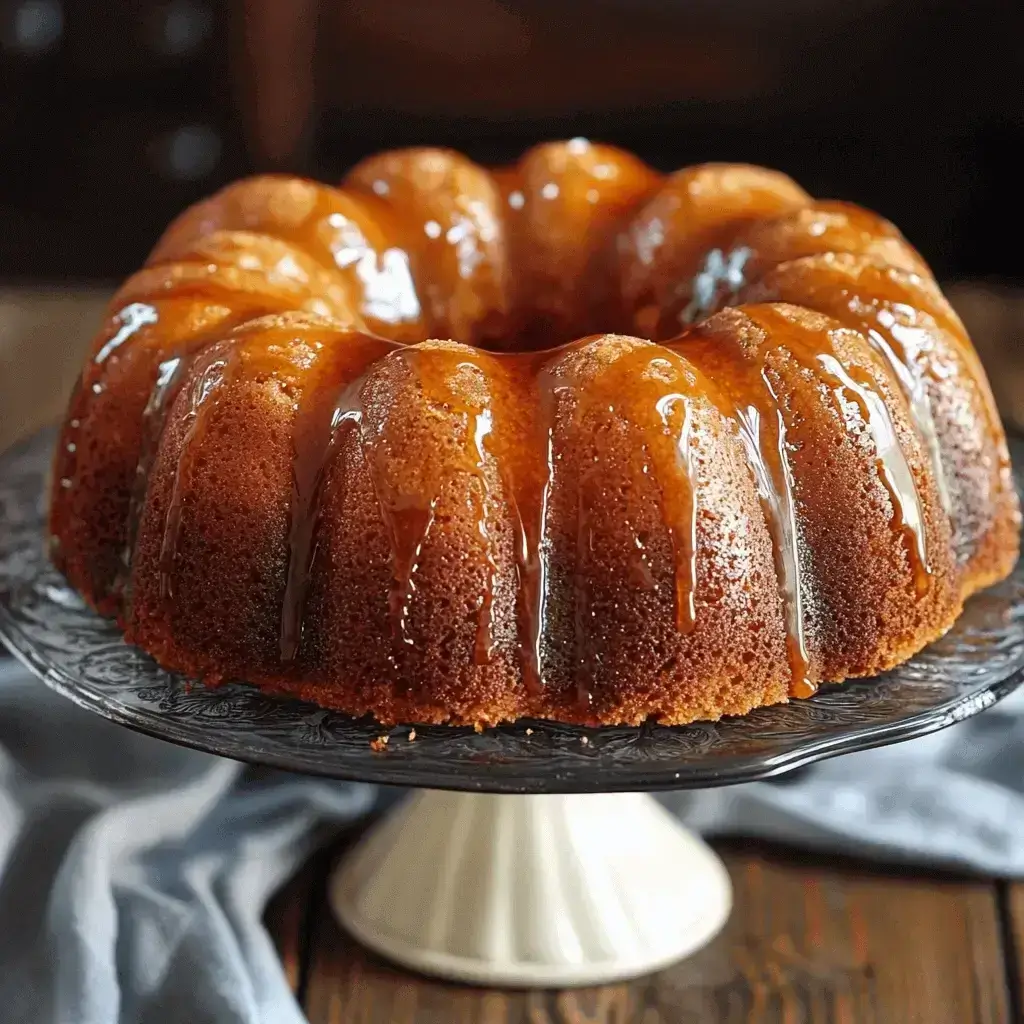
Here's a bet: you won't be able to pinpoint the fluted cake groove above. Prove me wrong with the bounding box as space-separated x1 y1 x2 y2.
49 140 1020 727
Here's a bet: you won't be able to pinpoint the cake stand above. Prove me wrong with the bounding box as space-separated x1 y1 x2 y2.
3 428 1024 987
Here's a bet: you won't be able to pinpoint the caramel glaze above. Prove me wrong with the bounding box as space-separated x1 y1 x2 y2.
735 202 932 284
158 348 239 599
668 316 815 694
523 334 790 721
618 164 811 339
51 297 271 613
151 175 426 341
50 140 1019 728
333 344 504 669
741 254 1018 581
629 182 1015 589
344 148 512 346
279 332 398 663
551 342 705 708
496 140 661 344
290 338 529 722
49 226 366 614
674 302 956 690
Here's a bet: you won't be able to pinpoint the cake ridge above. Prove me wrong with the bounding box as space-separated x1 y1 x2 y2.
750 303 930 593
157 345 237 600
280 329 398 663
740 251 1010 573
668 318 813 694
124 352 192 593
394 347 504 668
121 308 324 602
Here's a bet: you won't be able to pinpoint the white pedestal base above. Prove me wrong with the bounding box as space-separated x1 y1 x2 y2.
330 790 732 988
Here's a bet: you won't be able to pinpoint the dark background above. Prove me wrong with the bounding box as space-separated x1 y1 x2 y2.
1 0 1021 284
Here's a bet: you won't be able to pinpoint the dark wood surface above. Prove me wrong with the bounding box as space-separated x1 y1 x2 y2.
265 830 1022 1024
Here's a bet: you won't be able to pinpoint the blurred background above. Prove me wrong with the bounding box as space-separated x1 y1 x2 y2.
2 0 1024 281
1 0 1023 447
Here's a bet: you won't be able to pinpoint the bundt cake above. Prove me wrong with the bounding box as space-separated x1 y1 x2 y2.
48 139 1020 728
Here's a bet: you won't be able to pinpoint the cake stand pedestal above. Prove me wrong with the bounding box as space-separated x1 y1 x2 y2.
330 789 731 987
2 427 1024 987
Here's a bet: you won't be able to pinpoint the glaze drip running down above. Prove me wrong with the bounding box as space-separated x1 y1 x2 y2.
676 327 813 694
511 359 562 695
158 353 233 600
48 139 1020 728
124 353 188 585
818 354 931 594
279 331 398 663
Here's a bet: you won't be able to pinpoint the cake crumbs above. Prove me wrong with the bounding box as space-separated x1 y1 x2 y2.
370 734 389 752
408 728 417 742
580 735 590 746
525 727 534 736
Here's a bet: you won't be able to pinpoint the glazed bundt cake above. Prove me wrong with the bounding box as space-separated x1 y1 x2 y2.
49 140 1020 727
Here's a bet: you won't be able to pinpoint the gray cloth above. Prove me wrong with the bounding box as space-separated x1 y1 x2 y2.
0 660 375 1024
2 657 1024 1023
664 683 1024 875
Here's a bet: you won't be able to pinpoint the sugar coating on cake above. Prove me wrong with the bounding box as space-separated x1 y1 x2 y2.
49 140 1020 727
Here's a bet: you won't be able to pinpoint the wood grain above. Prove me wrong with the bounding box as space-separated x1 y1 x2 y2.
1002 883 1024 1019
300 842 1010 1024
264 867 312 995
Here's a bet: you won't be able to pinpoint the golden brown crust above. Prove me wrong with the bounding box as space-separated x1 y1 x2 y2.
48 143 1020 728
618 163 811 339
150 175 426 341
344 148 511 345
742 254 1021 588
499 140 661 344
681 304 959 683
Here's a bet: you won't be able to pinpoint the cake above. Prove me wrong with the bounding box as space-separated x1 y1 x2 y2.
48 140 1020 728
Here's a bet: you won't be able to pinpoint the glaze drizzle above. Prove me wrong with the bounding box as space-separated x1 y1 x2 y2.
676 304 932 695
50 141 1005 731
279 332 397 662
159 352 233 599
734 382 812 693
123 353 191 592
820 353 931 593
512 363 561 693
388 346 504 664
527 340 704 705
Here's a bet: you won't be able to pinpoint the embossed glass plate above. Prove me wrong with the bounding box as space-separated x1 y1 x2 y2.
2 427 1023 793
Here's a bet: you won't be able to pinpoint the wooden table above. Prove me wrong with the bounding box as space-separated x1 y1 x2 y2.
4 285 1024 1022
264 830 1023 1024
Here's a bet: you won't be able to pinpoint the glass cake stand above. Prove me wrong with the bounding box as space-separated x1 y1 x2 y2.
3 427 1024 987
